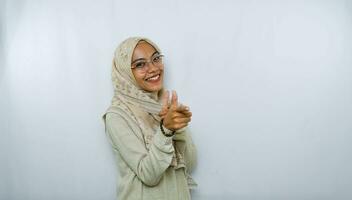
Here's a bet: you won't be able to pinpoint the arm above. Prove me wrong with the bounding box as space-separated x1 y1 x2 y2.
105 112 175 186
173 128 197 172
159 90 196 171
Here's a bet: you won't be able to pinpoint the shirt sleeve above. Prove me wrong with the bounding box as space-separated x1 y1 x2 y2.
104 112 175 186
173 128 197 172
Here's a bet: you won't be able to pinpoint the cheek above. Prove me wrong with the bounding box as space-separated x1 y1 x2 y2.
132 71 146 86
136 74 146 85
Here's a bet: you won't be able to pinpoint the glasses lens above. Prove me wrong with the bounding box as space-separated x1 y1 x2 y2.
153 55 163 65
131 55 164 72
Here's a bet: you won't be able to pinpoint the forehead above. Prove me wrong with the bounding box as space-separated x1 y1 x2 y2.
132 41 157 58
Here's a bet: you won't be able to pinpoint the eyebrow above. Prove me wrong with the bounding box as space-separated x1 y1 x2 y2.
131 51 159 65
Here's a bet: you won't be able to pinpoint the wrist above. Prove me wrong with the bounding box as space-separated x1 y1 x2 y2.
160 119 175 137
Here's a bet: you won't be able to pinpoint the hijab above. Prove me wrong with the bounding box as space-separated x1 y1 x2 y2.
110 37 164 115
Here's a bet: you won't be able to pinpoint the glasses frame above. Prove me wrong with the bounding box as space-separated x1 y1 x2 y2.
131 53 164 73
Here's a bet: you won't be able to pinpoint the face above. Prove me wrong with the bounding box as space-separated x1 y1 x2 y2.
131 41 164 92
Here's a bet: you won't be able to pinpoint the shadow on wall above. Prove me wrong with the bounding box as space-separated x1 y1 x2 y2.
0 0 27 82
0 1 5 80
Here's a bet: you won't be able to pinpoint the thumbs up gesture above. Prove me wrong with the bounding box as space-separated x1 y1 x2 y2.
159 90 192 131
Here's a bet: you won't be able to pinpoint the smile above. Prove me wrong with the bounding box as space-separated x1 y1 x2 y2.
145 74 160 82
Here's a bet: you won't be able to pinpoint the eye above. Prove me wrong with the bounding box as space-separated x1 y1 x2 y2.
153 55 162 63
135 62 146 69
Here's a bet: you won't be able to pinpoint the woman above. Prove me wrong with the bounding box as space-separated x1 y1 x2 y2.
102 37 197 200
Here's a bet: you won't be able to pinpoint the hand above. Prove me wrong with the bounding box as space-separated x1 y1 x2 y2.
161 90 192 131
159 90 191 118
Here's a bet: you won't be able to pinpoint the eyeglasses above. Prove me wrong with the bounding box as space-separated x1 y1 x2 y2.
131 53 164 73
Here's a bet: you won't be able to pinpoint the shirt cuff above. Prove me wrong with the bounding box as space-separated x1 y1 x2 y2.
153 128 175 153
162 125 175 136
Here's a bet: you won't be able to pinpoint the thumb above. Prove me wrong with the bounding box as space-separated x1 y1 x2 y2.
170 90 178 110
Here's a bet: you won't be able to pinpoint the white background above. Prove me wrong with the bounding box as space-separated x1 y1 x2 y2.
1 0 352 199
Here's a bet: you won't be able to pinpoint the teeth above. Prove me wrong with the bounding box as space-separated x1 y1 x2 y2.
147 74 159 81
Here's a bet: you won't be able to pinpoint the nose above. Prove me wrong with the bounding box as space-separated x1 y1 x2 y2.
147 61 158 73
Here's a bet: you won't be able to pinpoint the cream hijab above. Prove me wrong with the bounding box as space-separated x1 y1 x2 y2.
109 37 164 115
103 37 181 167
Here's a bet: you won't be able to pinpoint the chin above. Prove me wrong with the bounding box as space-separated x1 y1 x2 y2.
144 84 163 92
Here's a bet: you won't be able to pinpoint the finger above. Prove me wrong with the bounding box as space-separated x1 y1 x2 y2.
176 103 189 111
174 107 192 117
174 117 191 123
170 90 178 110
175 111 192 119
176 104 189 112
179 111 192 117
171 111 188 119
171 112 192 119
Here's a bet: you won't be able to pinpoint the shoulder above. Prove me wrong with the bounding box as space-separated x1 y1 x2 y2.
104 105 134 124
105 112 124 124
105 109 133 127
104 106 142 135
104 107 146 144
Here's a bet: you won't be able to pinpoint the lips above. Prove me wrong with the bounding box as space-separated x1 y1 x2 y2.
145 74 161 82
